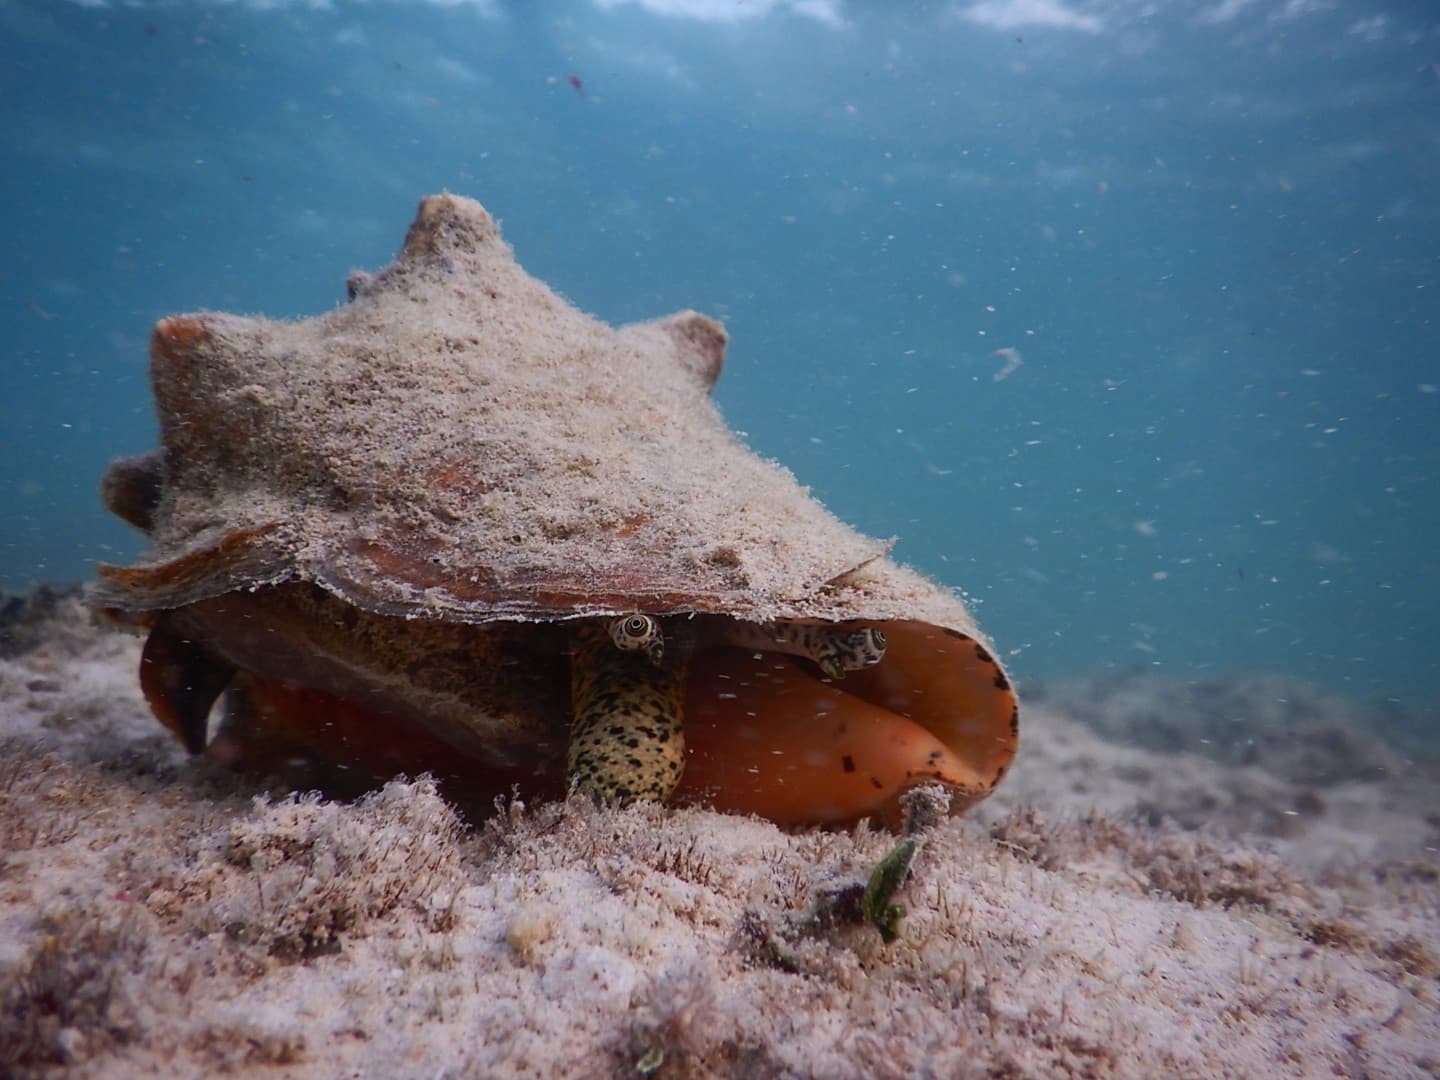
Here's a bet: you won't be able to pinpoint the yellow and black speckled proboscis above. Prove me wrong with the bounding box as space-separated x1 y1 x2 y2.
567 620 687 806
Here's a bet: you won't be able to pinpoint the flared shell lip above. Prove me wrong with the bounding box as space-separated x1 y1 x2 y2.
91 523 899 628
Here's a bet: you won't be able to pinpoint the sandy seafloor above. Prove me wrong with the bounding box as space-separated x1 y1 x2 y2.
0 593 1435 1079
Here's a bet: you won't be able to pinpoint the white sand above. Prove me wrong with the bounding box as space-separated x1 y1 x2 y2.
2 597 1436 1078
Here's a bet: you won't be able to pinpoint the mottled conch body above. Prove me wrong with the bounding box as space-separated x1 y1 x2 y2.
94 193 1018 825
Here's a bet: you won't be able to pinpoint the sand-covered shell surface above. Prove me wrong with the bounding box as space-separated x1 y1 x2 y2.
93 193 1018 825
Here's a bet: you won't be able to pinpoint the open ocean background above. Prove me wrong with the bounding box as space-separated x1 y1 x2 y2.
2 0 1436 722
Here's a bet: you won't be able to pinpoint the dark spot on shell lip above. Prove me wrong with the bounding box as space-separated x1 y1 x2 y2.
841 754 856 773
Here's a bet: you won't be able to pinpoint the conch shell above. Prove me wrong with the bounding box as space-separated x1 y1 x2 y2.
94 193 1018 826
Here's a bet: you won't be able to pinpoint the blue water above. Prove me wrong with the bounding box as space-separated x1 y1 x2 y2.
3 0 1437 712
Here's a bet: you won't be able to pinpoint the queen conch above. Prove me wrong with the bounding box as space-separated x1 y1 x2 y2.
93 193 1019 827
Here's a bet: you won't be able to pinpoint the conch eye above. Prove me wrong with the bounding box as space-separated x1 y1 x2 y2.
871 630 887 650
626 616 650 637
